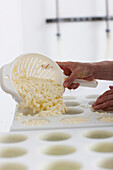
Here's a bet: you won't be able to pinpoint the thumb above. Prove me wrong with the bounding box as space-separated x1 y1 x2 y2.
63 71 77 88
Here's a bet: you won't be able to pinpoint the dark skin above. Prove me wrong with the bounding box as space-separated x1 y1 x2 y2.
56 61 113 111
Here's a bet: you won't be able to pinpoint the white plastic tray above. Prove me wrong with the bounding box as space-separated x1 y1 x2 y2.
11 90 113 131
0 127 113 170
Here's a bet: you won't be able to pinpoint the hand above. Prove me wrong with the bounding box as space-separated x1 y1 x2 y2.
92 86 113 111
56 61 95 89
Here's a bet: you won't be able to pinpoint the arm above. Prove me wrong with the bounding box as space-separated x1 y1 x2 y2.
93 61 113 80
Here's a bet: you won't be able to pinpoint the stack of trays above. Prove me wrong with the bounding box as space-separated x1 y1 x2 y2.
0 127 113 170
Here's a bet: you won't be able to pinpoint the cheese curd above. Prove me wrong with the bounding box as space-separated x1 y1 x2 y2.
13 77 67 117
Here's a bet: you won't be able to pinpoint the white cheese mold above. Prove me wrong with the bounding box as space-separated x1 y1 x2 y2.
0 127 113 170
11 90 113 131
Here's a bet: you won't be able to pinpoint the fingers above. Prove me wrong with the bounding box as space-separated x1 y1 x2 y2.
103 107 113 111
56 61 72 76
92 88 113 111
63 69 71 76
56 61 77 88
92 100 113 110
56 61 78 88
56 61 94 89
56 62 66 71
63 71 77 88
96 89 113 100
56 62 68 70
67 83 80 90
93 94 113 107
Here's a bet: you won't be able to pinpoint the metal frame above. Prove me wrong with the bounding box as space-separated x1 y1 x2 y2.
46 16 113 23
46 0 113 36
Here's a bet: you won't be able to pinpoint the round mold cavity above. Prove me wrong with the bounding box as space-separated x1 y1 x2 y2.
64 101 80 107
83 130 113 139
88 101 95 105
60 117 88 124
0 134 27 143
44 160 82 170
98 116 113 122
0 163 27 170
40 132 71 142
42 145 76 156
0 147 27 158
63 96 76 100
65 108 83 115
98 157 113 169
86 94 99 99
89 142 113 153
22 118 50 126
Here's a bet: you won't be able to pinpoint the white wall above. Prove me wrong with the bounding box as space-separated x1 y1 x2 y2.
21 0 113 62
0 0 113 65
0 0 23 67
0 0 23 131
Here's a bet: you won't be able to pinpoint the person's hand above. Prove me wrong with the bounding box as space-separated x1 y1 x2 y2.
56 61 95 89
92 86 113 111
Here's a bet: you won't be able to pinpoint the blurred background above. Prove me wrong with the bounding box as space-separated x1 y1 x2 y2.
0 0 113 67
0 0 113 131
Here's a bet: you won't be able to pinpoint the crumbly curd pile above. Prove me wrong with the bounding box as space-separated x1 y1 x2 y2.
13 77 67 117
